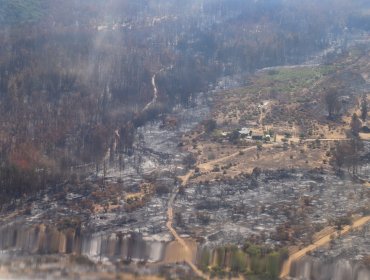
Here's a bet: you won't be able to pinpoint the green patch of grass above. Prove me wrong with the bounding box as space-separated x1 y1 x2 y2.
211 129 225 138
268 66 332 85
223 65 336 100
258 66 335 94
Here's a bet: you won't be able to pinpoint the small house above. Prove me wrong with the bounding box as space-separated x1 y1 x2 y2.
238 127 252 137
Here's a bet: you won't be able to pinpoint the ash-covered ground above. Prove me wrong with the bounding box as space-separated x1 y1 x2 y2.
290 223 370 280
173 169 370 248
0 94 211 266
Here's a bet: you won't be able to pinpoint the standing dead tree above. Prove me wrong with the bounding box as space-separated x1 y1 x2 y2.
331 138 363 175
324 88 341 120
361 94 368 122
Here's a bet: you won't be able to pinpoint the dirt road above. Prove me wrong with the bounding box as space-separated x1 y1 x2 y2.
280 215 370 279
198 146 257 172
165 170 209 279
167 136 357 279
303 138 350 142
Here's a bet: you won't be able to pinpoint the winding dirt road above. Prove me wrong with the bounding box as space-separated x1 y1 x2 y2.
165 135 360 279
280 215 370 279
165 169 209 279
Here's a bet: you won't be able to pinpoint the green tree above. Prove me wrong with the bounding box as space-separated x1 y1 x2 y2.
245 244 263 274
216 247 227 268
230 249 247 273
199 248 211 272
266 252 280 279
